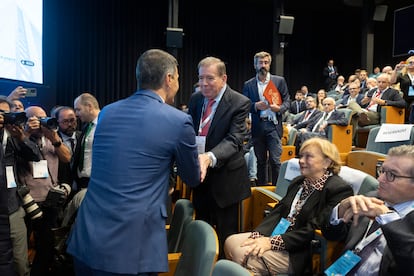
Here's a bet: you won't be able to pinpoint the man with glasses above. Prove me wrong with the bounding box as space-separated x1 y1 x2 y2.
322 144 414 275
350 73 406 127
295 97 347 153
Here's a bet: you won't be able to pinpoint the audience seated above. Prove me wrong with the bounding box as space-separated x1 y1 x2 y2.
347 73 406 127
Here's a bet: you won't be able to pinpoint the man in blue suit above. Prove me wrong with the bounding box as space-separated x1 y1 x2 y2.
66 49 202 276
243 51 291 186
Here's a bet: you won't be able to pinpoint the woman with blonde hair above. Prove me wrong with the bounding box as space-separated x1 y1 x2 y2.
224 137 353 275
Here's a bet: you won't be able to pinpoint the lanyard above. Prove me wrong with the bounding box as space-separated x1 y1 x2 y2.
198 101 217 135
287 187 313 218
354 220 383 253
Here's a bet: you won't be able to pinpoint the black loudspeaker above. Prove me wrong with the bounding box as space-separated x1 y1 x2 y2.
278 15 294 35
373 5 388 21
166 27 183 48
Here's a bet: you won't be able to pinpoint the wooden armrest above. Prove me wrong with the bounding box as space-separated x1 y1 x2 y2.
159 253 182 276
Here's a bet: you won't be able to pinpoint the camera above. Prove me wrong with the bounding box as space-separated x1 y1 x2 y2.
2 112 27 127
43 184 71 208
39 117 58 131
17 185 43 220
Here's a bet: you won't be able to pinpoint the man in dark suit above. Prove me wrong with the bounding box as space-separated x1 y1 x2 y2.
349 73 406 127
188 56 251 258
67 49 201 275
242 51 290 186
296 97 348 152
322 144 414 275
323 59 339 91
288 90 306 115
290 96 322 131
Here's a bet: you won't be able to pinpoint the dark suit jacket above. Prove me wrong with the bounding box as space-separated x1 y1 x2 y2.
292 109 322 130
188 85 251 208
306 109 348 133
254 174 354 275
58 130 81 188
242 74 291 138
339 93 365 107
322 209 414 275
289 100 307 115
366 87 407 112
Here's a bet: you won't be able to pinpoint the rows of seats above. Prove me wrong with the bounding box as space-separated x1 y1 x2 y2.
162 198 252 276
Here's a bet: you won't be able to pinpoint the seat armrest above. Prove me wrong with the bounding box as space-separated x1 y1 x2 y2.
159 253 182 276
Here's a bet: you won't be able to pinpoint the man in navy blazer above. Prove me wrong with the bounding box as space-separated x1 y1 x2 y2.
243 51 290 186
66 49 201 275
188 56 251 258
322 144 414 275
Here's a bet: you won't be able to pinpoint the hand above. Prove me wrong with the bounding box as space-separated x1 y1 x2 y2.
198 153 211 182
25 116 40 135
5 124 25 141
269 103 281 113
255 101 269 111
338 195 386 225
8 86 27 100
240 236 272 257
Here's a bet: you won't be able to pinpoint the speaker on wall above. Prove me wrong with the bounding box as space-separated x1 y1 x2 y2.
278 15 295 35
166 27 183 48
373 5 388 21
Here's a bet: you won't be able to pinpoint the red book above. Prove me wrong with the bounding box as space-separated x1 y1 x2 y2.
263 80 282 105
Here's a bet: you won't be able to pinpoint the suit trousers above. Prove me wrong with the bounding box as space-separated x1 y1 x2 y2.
9 207 29 276
253 121 282 186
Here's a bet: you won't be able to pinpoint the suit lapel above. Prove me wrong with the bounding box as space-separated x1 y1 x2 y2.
207 88 230 135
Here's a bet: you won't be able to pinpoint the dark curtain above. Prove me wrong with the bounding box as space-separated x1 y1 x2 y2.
41 0 413 112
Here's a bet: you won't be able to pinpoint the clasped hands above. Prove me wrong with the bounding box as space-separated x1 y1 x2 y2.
338 195 390 226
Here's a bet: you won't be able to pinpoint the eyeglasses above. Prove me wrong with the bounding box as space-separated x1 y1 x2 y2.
59 118 76 125
378 166 414 182
348 87 358 91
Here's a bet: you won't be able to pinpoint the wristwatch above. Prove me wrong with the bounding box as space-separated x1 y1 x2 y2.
52 140 62 147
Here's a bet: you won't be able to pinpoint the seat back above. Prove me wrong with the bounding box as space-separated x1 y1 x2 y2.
167 199 194 253
326 108 353 155
275 158 301 199
338 165 379 195
174 220 219 276
346 150 387 178
212 259 252 276
366 125 414 154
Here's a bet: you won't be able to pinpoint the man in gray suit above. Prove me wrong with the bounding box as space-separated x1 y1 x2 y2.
322 144 414 275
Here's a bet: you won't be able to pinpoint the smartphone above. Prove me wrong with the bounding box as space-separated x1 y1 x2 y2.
25 88 37 97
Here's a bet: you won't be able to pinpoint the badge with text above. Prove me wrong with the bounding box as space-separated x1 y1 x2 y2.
325 250 361 276
271 217 291 236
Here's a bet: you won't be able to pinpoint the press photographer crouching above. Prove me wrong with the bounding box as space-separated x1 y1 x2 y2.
16 106 71 276
0 96 44 276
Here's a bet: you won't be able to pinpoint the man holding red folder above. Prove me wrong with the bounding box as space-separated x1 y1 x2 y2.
242 51 290 186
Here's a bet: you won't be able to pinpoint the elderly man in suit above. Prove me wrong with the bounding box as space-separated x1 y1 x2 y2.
188 56 251 258
242 51 291 186
322 144 414 275
348 73 406 127
290 96 322 131
67 49 201 276
295 97 348 152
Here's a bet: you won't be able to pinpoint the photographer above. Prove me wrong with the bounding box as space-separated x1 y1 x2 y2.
0 96 42 276
17 106 71 276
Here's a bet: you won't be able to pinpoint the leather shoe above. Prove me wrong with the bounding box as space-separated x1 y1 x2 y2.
358 112 371 127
